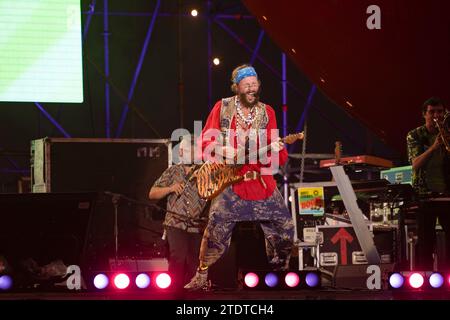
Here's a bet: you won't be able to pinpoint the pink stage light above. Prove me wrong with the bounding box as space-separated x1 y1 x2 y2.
155 273 172 289
244 272 259 288
408 273 424 289
284 272 300 288
113 273 130 290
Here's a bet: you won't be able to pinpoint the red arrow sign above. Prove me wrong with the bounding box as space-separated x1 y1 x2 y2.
330 228 354 265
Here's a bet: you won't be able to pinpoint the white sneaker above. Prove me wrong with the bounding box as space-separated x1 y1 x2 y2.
184 269 208 291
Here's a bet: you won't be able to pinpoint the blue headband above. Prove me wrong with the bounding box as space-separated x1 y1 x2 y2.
233 66 257 84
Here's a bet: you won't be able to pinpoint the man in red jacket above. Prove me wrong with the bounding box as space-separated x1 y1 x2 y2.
184 64 295 290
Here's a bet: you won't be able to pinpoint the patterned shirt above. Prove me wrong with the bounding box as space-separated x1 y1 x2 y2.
152 164 208 233
406 125 450 195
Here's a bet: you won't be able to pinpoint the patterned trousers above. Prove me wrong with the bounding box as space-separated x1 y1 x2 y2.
199 187 295 269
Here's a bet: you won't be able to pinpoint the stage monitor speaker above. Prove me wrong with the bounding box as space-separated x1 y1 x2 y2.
0 192 96 271
332 263 395 290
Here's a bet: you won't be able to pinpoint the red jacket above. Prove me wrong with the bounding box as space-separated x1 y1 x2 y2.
201 100 288 200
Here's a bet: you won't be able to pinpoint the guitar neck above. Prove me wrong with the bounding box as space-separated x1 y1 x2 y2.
235 133 302 162
241 136 289 162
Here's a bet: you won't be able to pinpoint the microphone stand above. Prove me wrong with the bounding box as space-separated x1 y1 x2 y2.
110 194 120 262
103 191 196 263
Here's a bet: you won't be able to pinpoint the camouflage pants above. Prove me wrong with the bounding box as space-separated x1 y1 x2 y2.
199 187 294 269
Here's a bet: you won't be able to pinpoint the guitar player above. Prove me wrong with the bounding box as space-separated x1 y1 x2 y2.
184 64 297 291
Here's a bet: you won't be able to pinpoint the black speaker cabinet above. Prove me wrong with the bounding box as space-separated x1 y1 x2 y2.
30 137 172 201
29 138 173 268
0 192 96 269
332 263 395 290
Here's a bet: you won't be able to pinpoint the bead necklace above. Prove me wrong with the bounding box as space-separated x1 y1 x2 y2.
236 98 258 127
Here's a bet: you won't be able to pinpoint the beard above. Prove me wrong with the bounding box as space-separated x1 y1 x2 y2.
239 91 260 108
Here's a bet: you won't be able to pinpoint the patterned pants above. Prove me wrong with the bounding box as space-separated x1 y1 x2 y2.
199 187 295 269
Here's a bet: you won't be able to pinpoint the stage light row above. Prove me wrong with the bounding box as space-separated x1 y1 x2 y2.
389 272 450 290
92 272 172 291
0 272 172 292
242 271 321 290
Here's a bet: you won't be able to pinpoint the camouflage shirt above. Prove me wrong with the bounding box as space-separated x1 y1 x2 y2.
152 164 208 233
406 125 450 195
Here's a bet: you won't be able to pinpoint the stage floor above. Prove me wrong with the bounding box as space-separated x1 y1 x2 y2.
1 288 449 300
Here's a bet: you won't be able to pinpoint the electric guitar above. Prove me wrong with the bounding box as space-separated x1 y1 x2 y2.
195 132 304 200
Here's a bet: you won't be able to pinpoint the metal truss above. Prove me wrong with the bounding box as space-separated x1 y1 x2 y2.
3 0 324 190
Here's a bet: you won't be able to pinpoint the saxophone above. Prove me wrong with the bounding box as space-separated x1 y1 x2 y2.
433 112 450 153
